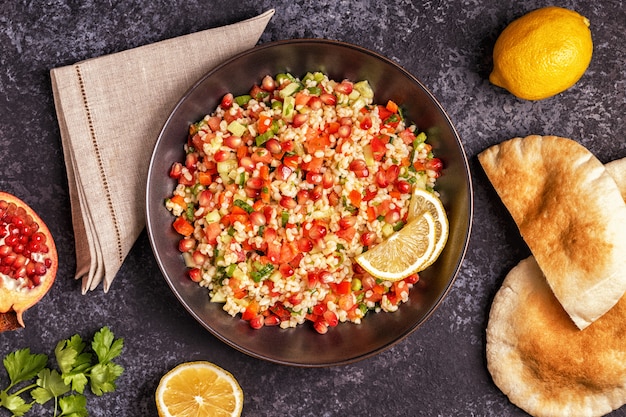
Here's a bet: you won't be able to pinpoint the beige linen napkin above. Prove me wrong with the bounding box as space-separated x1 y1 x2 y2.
51 9 275 293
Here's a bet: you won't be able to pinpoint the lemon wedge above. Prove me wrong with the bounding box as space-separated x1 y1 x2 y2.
407 188 449 269
356 211 436 281
156 361 244 417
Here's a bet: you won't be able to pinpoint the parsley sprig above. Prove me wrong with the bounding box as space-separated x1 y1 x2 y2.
0 326 124 417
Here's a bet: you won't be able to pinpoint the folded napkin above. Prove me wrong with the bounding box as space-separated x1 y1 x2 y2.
51 9 275 293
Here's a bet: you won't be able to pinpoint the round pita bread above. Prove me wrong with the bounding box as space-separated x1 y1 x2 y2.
486 156 626 416
486 256 626 417
479 136 626 329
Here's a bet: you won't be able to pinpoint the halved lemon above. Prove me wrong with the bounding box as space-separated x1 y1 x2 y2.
356 211 436 281
155 361 243 417
407 188 449 269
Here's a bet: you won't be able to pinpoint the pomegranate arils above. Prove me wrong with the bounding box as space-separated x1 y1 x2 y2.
0 198 51 286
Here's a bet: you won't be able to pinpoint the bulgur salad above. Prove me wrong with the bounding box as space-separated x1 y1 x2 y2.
165 72 443 334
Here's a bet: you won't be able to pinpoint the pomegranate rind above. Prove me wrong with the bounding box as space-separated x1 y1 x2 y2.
0 191 58 330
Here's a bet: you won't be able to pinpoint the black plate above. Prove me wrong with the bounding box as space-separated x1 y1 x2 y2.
146 39 473 367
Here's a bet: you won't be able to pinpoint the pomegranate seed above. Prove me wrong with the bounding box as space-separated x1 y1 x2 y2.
239 156 256 172
313 319 329 334
261 75 276 92
279 196 297 209
264 138 282 154
192 251 206 266
339 216 357 229
385 165 400 183
198 190 213 207
426 157 444 172
335 80 353 95
312 302 327 315
328 191 340 206
297 237 313 252
214 150 230 162
220 93 233 109
249 211 267 227
249 315 264 329
396 180 411 194
178 237 196 252
223 135 242 149
275 164 293 181
308 223 327 241
296 190 310 205
308 96 322 110
188 268 202 282
349 159 367 173
323 310 339 327
322 171 334 189
375 170 389 187
355 168 369 178
306 171 323 185
385 209 401 224
292 113 309 128
337 125 351 138
169 162 183 179
0 245 10 256
264 315 281 326
320 93 336 105
361 231 377 246
244 187 260 198
310 185 323 201
246 177 264 190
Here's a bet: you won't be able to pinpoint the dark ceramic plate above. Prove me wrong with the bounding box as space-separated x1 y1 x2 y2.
146 39 473 367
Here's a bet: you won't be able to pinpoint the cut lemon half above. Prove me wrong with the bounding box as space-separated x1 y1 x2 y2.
407 188 449 269
156 361 243 417
356 211 436 281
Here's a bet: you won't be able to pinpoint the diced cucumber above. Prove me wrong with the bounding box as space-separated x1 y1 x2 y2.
205 209 221 223
227 120 247 137
279 82 302 98
354 80 374 99
282 95 296 121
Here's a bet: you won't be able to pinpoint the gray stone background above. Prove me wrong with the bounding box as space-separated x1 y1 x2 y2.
1 0 624 416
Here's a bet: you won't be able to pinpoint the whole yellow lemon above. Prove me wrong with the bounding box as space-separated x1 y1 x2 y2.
489 6 593 101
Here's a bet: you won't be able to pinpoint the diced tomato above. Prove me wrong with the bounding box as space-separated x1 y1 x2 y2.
326 121 340 134
348 189 362 207
169 194 186 209
242 300 260 321
173 216 194 236
370 137 386 161
204 221 221 244
398 128 416 144
335 280 351 295
301 157 323 173
377 105 392 121
386 100 399 114
304 130 331 154
197 171 212 186
294 91 310 107
336 226 356 242
257 114 273 134
278 242 298 264
207 116 222 132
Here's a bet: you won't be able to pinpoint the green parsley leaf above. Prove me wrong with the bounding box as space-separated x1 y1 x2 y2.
0 390 32 416
58 394 87 417
32 369 70 404
3 349 48 387
89 363 123 396
92 327 124 364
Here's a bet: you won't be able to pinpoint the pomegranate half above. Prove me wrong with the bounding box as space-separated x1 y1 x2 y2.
0 191 58 331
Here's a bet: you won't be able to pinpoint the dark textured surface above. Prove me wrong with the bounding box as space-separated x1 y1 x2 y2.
1 1 625 416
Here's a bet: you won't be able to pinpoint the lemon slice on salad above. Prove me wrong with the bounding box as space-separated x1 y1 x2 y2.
356 211 436 281
156 361 243 417
407 188 449 269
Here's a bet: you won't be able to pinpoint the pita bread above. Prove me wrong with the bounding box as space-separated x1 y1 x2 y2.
479 135 626 329
605 158 626 201
486 157 626 416
486 256 626 417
